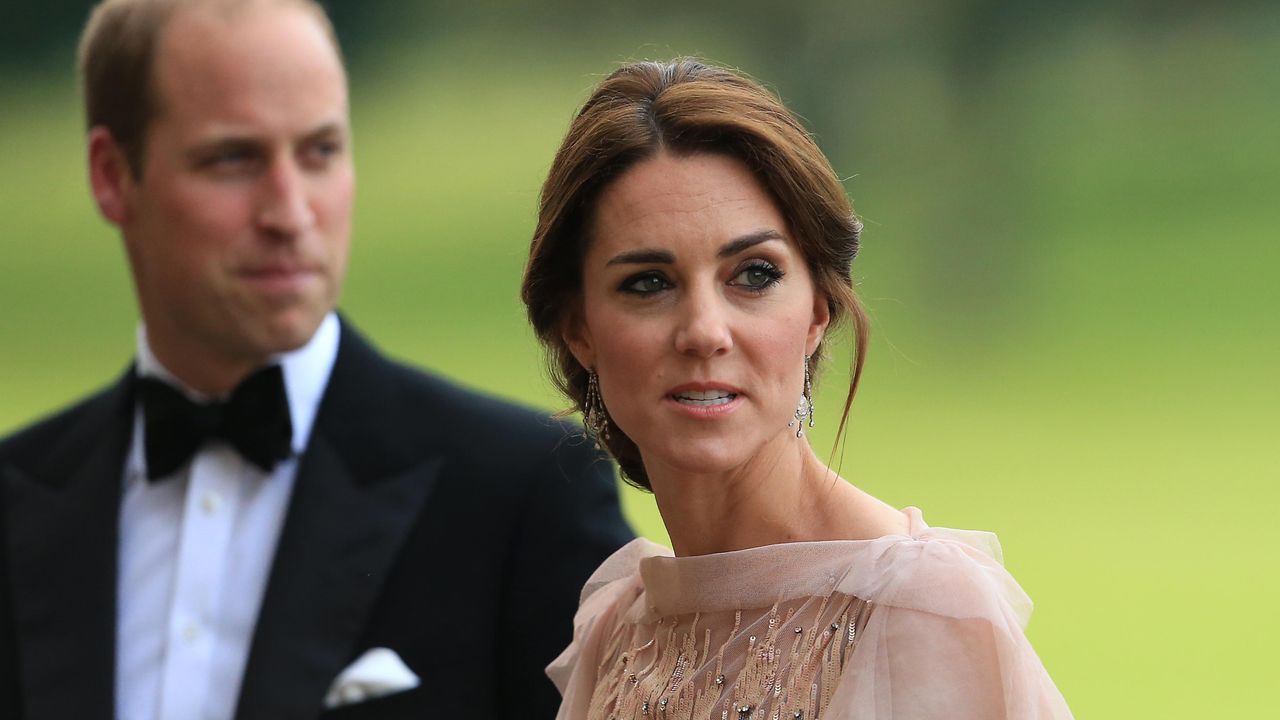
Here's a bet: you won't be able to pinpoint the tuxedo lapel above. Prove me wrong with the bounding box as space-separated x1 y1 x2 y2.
2 377 132 717
235 324 443 720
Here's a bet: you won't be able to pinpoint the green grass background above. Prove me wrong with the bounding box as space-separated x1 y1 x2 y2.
1 6 1277 717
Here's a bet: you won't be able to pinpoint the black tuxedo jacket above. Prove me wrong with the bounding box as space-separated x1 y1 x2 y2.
0 321 632 719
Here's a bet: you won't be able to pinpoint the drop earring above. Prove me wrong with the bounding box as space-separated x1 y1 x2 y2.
787 354 815 438
584 369 610 446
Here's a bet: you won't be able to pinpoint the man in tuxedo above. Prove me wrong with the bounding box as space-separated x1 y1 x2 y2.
0 0 632 717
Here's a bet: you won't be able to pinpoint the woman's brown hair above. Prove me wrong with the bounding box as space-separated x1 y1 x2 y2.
522 59 869 490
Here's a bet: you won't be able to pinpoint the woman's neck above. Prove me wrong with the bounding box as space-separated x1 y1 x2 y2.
647 436 882 557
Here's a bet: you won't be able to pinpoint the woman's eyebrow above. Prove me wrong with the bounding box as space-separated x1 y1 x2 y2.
606 249 676 265
718 230 785 258
605 230 785 266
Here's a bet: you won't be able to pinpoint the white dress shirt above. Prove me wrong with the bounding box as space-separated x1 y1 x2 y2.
116 313 340 720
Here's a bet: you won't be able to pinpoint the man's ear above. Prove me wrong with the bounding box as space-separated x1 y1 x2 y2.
807 289 832 355
560 306 596 371
87 127 134 226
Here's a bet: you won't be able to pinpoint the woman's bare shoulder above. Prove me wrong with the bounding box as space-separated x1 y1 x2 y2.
829 480 912 540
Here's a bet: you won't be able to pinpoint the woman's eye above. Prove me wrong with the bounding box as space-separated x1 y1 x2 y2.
729 263 783 290
621 273 672 295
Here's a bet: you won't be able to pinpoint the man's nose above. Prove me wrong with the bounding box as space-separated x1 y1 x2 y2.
255 159 315 237
673 284 733 358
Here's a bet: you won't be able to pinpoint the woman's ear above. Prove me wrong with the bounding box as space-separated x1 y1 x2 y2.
560 307 596 370
87 127 133 225
807 289 832 355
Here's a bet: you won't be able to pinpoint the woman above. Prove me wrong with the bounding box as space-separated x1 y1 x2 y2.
522 59 1071 720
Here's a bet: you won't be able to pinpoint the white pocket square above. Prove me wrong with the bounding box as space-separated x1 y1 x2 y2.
323 647 421 709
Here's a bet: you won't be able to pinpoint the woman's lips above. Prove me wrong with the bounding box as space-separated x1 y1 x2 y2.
665 384 744 417
672 389 736 406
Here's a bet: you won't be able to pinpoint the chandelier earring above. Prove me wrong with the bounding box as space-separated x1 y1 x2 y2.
584 368 611 447
787 354 815 438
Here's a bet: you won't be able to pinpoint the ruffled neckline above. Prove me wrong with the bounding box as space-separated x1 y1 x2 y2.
629 507 1008 617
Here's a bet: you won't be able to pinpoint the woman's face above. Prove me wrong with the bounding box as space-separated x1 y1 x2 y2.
566 152 830 479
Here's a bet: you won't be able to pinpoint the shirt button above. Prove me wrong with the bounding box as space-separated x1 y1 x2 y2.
201 492 222 514
182 623 201 643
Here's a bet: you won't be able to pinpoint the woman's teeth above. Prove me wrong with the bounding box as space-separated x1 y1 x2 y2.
673 390 737 406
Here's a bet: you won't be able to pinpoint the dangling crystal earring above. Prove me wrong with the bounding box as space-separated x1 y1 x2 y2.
787 354 815 438
584 369 610 447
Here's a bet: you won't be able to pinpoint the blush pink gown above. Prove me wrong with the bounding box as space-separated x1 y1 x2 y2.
548 508 1072 719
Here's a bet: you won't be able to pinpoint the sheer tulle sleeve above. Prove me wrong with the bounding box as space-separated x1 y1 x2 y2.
547 539 668 718
827 509 1072 719
546 513 1071 720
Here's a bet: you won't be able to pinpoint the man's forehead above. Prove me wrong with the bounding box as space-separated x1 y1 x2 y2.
156 1 342 75
162 0 331 32
150 1 347 134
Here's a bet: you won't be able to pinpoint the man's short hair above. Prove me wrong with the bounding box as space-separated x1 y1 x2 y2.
77 0 342 179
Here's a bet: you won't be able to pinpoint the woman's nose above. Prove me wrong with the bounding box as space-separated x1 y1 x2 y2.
673 286 733 358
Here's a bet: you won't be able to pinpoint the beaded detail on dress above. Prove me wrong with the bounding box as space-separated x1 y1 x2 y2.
552 517 1074 720
585 594 874 720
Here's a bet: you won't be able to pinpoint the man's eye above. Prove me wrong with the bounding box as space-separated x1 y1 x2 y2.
304 140 342 165
729 262 784 290
621 273 672 295
200 148 257 172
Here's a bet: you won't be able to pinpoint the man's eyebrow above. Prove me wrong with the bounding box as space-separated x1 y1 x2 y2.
186 122 348 153
302 121 347 140
606 249 676 266
184 135 262 160
717 230 785 258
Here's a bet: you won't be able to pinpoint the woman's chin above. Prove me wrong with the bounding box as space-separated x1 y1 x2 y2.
639 439 754 479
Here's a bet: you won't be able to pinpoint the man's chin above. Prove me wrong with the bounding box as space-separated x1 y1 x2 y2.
245 310 329 358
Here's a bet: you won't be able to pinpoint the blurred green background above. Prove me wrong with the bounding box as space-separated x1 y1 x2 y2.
2 1 1277 716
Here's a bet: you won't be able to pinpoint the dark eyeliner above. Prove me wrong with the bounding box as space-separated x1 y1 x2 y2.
619 271 672 295
731 259 784 291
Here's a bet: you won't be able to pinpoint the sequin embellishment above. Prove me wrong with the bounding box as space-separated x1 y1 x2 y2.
584 598 873 719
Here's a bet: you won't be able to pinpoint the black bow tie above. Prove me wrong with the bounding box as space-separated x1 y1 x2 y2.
138 365 294 481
